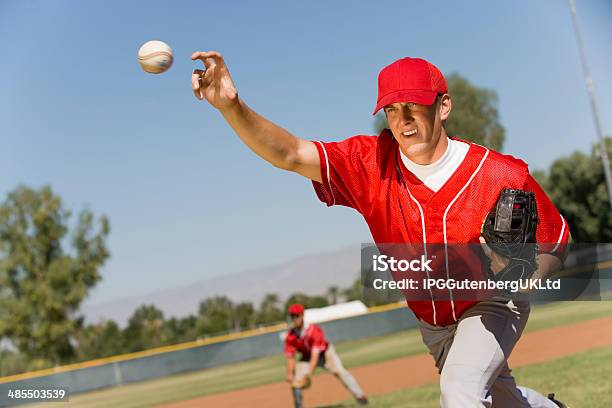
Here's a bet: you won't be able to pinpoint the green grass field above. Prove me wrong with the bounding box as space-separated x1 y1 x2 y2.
336 346 612 408
28 301 612 408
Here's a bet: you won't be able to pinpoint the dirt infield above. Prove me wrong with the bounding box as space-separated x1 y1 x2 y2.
158 316 612 408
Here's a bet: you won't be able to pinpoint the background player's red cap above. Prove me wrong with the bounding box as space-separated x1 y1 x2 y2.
373 57 447 115
288 304 304 315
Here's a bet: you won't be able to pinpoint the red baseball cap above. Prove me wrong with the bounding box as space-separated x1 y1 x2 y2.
373 57 447 115
288 304 304 315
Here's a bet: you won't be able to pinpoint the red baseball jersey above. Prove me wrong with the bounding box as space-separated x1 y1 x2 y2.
284 324 329 360
311 130 569 326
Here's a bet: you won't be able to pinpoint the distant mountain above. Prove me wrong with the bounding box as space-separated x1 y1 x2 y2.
81 245 362 326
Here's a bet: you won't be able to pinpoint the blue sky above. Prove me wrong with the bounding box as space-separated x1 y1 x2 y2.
0 1 610 305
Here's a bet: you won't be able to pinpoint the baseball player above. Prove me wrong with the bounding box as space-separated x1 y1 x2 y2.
284 303 368 407
191 52 571 407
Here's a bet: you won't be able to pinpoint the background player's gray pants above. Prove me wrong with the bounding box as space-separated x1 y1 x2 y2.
291 387 303 408
418 299 558 408
293 344 364 406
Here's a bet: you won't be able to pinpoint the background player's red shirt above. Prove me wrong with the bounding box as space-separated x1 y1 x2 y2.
284 324 329 360
311 130 570 326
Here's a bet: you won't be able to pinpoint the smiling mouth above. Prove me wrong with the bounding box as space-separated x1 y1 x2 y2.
402 129 417 136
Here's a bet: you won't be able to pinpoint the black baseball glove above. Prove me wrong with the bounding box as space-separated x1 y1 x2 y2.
481 189 539 282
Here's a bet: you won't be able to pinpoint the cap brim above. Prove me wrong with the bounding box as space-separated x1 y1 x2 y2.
373 89 438 115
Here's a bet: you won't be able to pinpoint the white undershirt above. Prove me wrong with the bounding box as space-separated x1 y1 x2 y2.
400 138 470 192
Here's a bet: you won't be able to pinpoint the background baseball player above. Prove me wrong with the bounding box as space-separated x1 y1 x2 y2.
191 51 571 407
284 304 368 407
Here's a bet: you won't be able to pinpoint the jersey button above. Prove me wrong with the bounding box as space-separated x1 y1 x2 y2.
430 206 438 213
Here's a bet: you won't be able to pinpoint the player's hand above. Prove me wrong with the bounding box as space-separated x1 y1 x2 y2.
191 51 238 110
479 236 510 275
481 236 545 293
291 374 312 389
286 374 294 383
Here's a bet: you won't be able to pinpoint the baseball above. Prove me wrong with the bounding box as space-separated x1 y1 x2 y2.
138 40 173 74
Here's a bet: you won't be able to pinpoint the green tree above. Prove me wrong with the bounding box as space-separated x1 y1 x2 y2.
342 279 363 302
75 320 124 360
123 305 171 352
232 302 255 331
256 293 284 325
541 138 612 242
343 278 398 307
195 296 234 336
0 185 109 365
327 286 340 304
284 293 329 310
373 73 505 150
0 350 29 376
165 315 196 343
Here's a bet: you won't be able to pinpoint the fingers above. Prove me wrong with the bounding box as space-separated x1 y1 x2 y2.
202 66 214 86
191 50 224 69
192 67 216 100
192 69 204 99
191 51 224 101
480 236 511 275
479 236 493 258
191 51 238 105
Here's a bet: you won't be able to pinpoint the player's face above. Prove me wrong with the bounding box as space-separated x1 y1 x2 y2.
384 94 451 164
290 313 304 328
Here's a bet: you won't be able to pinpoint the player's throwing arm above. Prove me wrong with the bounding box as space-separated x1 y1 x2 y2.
191 51 321 182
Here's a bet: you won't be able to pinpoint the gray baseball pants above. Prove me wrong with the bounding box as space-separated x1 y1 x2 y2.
292 344 364 407
417 299 559 407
